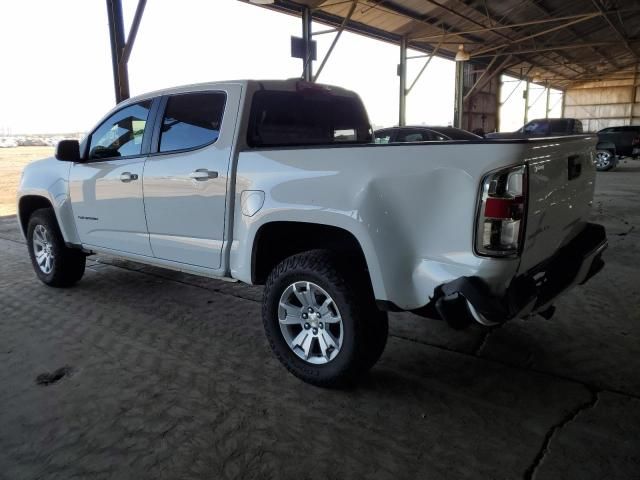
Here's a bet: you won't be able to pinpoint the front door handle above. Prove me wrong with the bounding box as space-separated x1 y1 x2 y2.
120 172 138 182
189 169 219 181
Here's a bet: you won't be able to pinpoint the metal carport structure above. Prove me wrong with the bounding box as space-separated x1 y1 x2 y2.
105 0 640 132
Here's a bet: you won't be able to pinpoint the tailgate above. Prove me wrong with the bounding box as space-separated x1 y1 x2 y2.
518 135 597 273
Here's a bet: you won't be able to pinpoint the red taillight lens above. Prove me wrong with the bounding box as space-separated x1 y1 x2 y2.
484 196 524 219
476 165 527 257
632 136 640 146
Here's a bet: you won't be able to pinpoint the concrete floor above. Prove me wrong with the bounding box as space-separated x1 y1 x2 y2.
0 163 639 480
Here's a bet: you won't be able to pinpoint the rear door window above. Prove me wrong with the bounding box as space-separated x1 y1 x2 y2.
159 92 226 153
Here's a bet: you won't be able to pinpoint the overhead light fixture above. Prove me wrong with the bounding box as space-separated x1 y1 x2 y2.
532 73 542 83
455 44 470 62
249 0 274 4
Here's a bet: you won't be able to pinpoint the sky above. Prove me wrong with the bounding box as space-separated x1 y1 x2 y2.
0 0 457 134
0 0 559 135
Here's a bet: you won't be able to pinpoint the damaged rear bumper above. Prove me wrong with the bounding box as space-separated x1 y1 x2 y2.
434 223 607 328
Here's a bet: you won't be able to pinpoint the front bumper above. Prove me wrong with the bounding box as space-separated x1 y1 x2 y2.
434 223 608 328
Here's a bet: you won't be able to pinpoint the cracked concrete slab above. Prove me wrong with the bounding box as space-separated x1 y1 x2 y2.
1 164 639 478
0 239 595 479
532 391 640 480
478 164 640 397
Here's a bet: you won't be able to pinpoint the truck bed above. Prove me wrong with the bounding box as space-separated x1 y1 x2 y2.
232 135 599 311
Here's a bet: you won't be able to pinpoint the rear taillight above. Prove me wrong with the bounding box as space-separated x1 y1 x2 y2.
475 164 527 257
632 136 640 146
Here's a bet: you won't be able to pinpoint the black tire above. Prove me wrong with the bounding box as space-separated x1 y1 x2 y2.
595 149 617 171
262 249 388 388
27 208 86 287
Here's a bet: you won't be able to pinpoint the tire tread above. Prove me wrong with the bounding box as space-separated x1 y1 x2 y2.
27 208 85 287
262 249 387 388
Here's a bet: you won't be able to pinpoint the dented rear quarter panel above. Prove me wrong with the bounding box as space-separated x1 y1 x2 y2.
230 142 535 310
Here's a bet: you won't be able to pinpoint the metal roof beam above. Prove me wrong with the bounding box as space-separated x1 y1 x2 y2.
591 0 640 62
417 0 582 82
473 42 618 58
519 0 621 73
260 1 571 86
410 13 603 41
471 14 599 56
463 54 512 101
410 0 575 83
313 0 357 81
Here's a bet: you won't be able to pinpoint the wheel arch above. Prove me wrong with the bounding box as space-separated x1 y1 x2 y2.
251 221 375 295
596 141 616 153
18 195 55 238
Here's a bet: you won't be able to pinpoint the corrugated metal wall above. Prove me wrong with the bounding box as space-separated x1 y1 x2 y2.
462 63 499 135
563 76 639 132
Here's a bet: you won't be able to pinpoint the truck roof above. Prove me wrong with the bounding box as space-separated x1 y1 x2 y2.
122 79 358 106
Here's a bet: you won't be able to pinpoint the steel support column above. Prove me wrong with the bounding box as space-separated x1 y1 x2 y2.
122 0 147 65
302 7 313 82
523 79 530 124
496 75 502 132
545 85 551 118
630 63 638 125
454 60 464 129
106 0 129 103
398 36 407 126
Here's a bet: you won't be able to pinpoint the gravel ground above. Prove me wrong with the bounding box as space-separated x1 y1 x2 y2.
0 160 639 479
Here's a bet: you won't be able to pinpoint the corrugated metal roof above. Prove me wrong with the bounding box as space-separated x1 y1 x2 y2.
246 0 640 89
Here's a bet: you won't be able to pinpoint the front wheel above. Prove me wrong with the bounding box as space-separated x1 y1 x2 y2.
595 150 617 171
262 250 388 387
27 208 86 287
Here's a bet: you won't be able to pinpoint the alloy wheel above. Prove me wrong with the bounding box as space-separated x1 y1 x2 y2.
595 150 612 169
278 281 344 364
32 224 54 274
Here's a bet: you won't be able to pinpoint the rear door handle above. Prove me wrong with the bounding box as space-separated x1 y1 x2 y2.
120 172 138 182
189 169 219 181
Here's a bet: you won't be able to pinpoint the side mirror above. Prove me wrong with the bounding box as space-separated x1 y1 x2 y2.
55 140 81 162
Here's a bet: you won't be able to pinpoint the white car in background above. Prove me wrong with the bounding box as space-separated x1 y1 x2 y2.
0 137 18 148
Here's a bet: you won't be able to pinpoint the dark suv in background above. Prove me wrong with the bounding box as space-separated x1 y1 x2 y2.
485 118 583 139
374 126 481 143
596 126 640 171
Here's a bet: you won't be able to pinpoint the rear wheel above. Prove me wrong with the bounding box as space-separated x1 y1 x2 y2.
595 149 617 171
27 208 86 287
262 249 388 387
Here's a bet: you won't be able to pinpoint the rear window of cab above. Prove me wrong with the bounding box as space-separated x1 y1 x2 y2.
247 89 372 148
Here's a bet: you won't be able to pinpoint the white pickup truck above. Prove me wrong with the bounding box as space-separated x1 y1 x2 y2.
18 79 607 387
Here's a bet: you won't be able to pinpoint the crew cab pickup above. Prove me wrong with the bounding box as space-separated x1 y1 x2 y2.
595 125 640 171
18 80 607 387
